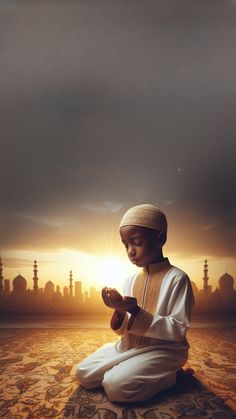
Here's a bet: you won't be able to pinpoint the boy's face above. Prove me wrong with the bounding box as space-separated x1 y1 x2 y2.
120 225 164 267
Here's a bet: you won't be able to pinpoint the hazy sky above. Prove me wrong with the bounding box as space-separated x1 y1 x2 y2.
0 0 236 289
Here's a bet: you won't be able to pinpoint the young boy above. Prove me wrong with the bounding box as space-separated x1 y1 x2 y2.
76 203 195 403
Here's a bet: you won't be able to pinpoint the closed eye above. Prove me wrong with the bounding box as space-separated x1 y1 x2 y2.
122 241 142 247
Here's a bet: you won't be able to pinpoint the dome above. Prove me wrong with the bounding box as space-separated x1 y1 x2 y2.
13 274 27 292
190 281 198 302
219 273 234 291
45 280 55 291
191 280 198 294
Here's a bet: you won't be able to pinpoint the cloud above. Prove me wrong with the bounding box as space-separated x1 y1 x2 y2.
80 201 123 213
14 212 71 229
200 224 215 231
164 200 175 206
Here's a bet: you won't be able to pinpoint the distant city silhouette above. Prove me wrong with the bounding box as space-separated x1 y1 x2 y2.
190 259 236 315
0 258 235 316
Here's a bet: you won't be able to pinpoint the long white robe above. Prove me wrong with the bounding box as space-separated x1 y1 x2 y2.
76 258 195 403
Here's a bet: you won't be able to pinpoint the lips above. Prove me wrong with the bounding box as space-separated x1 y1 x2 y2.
129 258 138 263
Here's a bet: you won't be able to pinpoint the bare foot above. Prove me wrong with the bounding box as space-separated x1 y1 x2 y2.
176 367 194 378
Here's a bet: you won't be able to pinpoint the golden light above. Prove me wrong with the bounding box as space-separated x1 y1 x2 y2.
3 247 236 294
94 255 135 293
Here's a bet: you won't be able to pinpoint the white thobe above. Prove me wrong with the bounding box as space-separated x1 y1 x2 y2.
76 257 195 403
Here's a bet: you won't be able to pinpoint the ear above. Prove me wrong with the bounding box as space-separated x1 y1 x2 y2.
158 231 167 247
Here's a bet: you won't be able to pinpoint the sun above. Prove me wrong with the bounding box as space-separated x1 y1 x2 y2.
94 255 136 293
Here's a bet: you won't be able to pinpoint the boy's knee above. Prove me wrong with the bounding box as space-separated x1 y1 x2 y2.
75 363 85 381
76 360 104 390
102 375 125 401
75 362 92 388
102 370 143 402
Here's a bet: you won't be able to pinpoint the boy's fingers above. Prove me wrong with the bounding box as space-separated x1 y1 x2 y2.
102 288 109 297
110 289 121 299
110 293 124 309
111 288 119 293
124 296 136 300
111 289 123 299
110 295 117 307
109 291 114 299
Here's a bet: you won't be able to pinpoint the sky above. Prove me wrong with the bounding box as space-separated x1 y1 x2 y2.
0 0 236 292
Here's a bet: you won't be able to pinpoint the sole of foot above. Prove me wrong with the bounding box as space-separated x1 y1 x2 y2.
177 367 194 378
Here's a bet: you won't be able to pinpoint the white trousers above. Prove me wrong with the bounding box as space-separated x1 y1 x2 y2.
76 341 188 403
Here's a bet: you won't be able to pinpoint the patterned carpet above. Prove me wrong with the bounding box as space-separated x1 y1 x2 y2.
0 327 235 418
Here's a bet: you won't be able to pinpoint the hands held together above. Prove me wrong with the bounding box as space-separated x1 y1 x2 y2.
101 286 140 316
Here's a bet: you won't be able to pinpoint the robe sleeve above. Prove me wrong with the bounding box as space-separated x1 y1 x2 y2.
110 309 129 335
126 274 195 343
110 274 135 336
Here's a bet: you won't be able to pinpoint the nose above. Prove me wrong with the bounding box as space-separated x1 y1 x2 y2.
127 245 135 258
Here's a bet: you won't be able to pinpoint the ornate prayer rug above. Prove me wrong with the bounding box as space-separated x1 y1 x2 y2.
0 327 235 418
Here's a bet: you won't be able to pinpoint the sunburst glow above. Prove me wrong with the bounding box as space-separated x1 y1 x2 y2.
2 248 137 293
94 255 135 293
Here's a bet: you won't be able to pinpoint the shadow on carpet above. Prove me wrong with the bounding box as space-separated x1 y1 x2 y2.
62 375 236 418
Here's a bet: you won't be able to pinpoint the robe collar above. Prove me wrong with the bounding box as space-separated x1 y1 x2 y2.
142 257 171 274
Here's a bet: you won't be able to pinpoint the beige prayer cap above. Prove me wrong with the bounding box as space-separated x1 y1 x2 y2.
119 204 167 234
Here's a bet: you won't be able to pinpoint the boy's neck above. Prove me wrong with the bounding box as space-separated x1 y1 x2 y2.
150 250 165 263
143 256 170 274
144 254 165 272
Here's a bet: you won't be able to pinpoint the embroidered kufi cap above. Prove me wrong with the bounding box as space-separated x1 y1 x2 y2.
119 204 167 234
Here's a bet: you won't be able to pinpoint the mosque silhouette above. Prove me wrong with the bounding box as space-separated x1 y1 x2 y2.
0 258 235 316
0 258 108 316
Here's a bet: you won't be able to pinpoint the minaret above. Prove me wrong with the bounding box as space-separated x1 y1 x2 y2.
0 257 3 293
69 270 73 297
203 259 208 290
33 260 39 296
203 259 211 298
